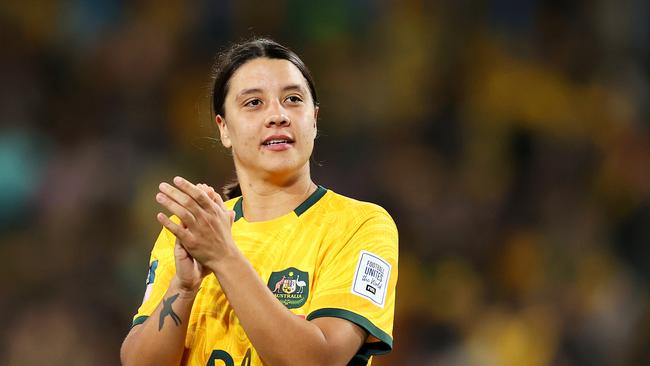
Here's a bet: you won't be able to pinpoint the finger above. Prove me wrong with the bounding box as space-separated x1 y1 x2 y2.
197 183 213 199
159 181 206 219
160 180 216 221
173 176 220 213
156 192 196 226
205 185 226 209
197 184 215 205
228 210 235 225
197 183 227 213
157 212 191 242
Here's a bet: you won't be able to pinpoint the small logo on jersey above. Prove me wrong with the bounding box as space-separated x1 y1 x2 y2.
146 260 159 285
351 250 391 307
142 259 159 303
267 267 309 309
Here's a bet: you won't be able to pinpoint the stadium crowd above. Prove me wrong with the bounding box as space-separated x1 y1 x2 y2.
1 1 648 365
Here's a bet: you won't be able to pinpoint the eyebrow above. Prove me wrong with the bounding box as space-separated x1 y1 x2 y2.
236 88 262 99
235 84 307 100
281 84 306 93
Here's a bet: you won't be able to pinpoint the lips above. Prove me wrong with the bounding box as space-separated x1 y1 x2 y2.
261 134 294 146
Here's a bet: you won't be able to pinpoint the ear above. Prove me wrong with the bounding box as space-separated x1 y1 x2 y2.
312 106 319 138
215 115 232 148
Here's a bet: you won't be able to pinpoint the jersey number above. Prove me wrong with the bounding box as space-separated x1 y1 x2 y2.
206 348 251 366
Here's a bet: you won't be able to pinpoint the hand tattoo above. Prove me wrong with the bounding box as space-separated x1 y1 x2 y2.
158 293 181 331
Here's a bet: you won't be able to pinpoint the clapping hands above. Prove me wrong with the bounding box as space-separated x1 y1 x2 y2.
156 177 236 292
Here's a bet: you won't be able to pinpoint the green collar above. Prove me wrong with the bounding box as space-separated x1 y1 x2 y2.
233 185 327 222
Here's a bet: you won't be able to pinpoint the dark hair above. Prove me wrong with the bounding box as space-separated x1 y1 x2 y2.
210 37 319 199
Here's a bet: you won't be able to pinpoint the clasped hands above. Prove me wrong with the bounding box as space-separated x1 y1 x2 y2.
156 176 236 292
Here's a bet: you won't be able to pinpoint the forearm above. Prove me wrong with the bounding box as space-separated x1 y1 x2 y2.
209 251 334 366
121 278 197 366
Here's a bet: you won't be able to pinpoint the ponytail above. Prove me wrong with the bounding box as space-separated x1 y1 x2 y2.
222 180 242 200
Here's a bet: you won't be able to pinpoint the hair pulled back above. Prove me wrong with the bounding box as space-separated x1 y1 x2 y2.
210 37 318 199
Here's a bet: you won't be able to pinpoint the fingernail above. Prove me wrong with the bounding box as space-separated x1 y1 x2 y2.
156 193 164 202
174 176 183 185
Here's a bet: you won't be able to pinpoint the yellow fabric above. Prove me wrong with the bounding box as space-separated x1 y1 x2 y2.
132 188 398 365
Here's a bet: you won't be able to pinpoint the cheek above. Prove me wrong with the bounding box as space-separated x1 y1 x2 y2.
300 127 316 153
231 135 254 155
307 120 317 141
230 126 259 155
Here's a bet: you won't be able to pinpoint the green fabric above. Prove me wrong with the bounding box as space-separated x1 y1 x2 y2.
307 307 393 365
233 185 327 220
233 197 243 222
131 308 392 365
294 185 327 216
131 315 149 329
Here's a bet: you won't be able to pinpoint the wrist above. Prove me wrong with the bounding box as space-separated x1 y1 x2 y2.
207 242 244 277
170 276 200 299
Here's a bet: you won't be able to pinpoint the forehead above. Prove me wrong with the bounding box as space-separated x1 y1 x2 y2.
228 58 308 96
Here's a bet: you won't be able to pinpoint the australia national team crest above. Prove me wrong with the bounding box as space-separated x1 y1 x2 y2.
267 267 309 309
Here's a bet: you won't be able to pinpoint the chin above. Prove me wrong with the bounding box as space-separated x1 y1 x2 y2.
260 159 309 181
262 163 299 176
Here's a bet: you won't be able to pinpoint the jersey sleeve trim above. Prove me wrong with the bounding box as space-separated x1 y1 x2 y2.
306 308 393 356
131 315 149 329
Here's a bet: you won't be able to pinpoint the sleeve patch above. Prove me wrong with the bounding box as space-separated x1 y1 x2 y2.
142 259 159 304
351 250 391 308
146 260 159 285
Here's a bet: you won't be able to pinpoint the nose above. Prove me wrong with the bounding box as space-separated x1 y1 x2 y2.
264 113 291 127
264 101 291 127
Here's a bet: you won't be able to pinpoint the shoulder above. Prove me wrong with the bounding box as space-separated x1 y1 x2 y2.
314 189 398 269
224 196 240 211
321 189 394 220
316 189 397 234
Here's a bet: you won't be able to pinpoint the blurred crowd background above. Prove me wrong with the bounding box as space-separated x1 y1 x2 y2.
1 1 649 365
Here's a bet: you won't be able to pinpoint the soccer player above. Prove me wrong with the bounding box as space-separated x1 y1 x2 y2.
120 38 398 366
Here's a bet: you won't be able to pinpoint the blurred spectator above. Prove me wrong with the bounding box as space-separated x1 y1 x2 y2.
1 1 648 365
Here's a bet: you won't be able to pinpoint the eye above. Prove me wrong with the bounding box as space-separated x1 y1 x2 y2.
244 98 262 108
285 95 303 104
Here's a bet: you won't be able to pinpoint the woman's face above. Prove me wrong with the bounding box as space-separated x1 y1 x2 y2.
217 57 318 181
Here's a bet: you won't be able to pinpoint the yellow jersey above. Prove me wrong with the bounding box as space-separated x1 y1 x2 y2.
132 186 398 366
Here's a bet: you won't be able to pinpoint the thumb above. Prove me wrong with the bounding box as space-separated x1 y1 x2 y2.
229 210 235 225
174 238 189 258
196 261 211 277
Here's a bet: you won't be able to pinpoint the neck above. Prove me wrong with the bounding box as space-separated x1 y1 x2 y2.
235 164 316 222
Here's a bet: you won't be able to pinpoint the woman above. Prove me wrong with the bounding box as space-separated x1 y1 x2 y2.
120 38 398 366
